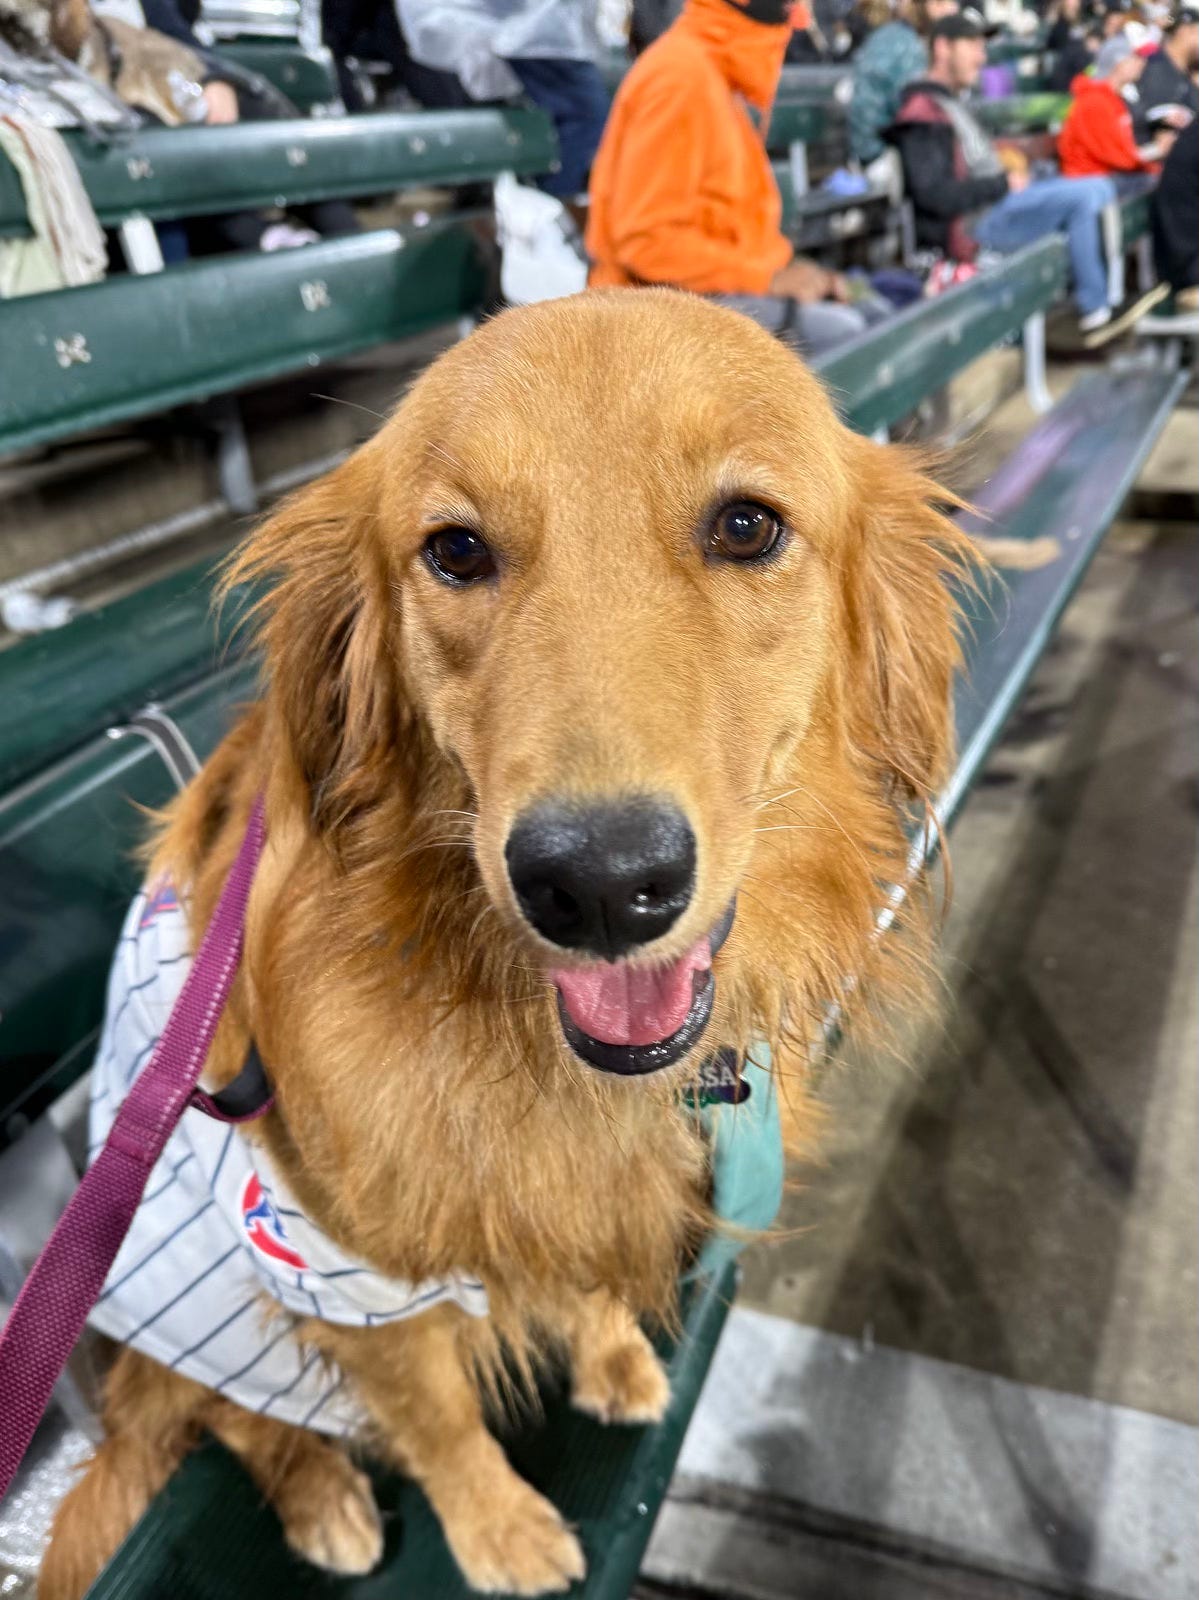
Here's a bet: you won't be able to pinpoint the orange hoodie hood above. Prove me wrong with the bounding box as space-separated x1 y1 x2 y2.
675 0 793 112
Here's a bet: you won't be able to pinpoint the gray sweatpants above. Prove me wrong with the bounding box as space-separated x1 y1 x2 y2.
710 294 871 357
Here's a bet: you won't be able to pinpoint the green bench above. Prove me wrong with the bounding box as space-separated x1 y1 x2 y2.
0 226 485 460
0 556 257 796
0 246 1182 1597
219 39 342 113
0 109 556 239
816 233 1067 431
775 169 901 251
986 32 1047 66
0 108 558 539
974 91 1070 136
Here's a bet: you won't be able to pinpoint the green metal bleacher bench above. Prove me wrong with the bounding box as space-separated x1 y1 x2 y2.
0 226 485 460
0 556 258 796
0 107 559 531
816 233 1068 431
0 109 556 239
218 38 341 112
974 91 1070 136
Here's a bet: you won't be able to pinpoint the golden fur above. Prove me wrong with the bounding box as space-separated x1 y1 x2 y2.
43 291 972 1597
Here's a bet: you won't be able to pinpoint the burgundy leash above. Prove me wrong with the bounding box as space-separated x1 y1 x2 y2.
0 795 268 1500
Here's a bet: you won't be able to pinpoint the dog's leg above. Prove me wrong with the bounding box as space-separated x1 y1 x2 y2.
40 1349 204 1600
321 1308 586 1597
563 1291 671 1426
206 1398 383 1575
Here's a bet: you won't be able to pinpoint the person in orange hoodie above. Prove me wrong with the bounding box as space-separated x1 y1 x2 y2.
586 0 871 355
1059 32 1177 191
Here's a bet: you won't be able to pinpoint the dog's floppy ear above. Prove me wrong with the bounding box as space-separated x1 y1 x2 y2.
839 437 975 806
221 455 405 833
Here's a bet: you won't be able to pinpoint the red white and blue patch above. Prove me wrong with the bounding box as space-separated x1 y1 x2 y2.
139 880 180 931
241 1172 309 1272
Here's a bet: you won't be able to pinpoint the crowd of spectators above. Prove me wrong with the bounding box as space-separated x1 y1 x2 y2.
1 0 1195 325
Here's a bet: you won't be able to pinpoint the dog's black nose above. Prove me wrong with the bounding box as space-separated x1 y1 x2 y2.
505 799 696 959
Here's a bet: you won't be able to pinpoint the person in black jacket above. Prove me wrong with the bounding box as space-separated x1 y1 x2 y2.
1133 8 1199 140
1151 114 1199 298
1046 0 1102 90
889 10 1121 335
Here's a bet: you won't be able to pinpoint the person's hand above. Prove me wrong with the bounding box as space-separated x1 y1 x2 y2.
1153 129 1178 158
1006 167 1031 195
826 271 851 303
1163 106 1193 130
202 80 239 124
769 257 835 303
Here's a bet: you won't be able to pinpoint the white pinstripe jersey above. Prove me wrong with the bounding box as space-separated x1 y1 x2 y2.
87 882 489 1436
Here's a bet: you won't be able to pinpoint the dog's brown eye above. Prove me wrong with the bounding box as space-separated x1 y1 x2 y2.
708 501 784 563
423 528 495 585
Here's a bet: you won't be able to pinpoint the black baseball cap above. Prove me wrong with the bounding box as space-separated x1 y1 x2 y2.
931 8 988 40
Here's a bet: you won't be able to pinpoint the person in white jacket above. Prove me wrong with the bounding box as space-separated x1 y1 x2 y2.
396 0 611 193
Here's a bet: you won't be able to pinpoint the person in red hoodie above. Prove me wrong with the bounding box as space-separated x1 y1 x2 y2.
1059 32 1177 191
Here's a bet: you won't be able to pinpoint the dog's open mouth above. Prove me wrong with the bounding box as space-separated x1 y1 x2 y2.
550 902 735 1075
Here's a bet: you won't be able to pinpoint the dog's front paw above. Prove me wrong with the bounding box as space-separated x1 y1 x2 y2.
282 1458 384 1575
446 1475 585 1596
572 1326 671 1426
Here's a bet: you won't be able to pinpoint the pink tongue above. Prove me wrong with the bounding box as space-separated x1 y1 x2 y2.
552 937 712 1048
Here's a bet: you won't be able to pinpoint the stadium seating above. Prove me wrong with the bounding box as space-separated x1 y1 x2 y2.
0 109 555 235
0 107 558 482
1 227 484 459
218 38 342 112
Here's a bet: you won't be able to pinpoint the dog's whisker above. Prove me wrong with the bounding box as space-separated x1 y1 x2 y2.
751 785 806 813
776 782 877 878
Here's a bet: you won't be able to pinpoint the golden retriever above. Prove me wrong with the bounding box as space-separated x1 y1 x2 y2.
43 289 969 1599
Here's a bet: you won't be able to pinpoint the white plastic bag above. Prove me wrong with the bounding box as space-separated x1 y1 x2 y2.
494 172 588 306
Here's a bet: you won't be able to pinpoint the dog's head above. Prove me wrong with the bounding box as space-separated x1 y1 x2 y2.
235 291 968 1078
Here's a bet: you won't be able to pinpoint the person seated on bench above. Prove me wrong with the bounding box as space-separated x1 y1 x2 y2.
889 9 1124 337
88 0 360 250
1049 0 1127 90
1046 0 1092 88
397 0 611 197
848 0 959 181
587 0 872 357
320 0 473 110
1132 7 1199 140
1150 114 1199 306
1059 32 1176 193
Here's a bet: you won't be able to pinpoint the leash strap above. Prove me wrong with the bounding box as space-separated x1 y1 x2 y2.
0 795 267 1500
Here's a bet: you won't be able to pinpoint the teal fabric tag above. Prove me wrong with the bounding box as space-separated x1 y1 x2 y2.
684 1044 784 1284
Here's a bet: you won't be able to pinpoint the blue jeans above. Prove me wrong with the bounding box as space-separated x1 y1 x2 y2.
972 176 1116 315
506 58 610 198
